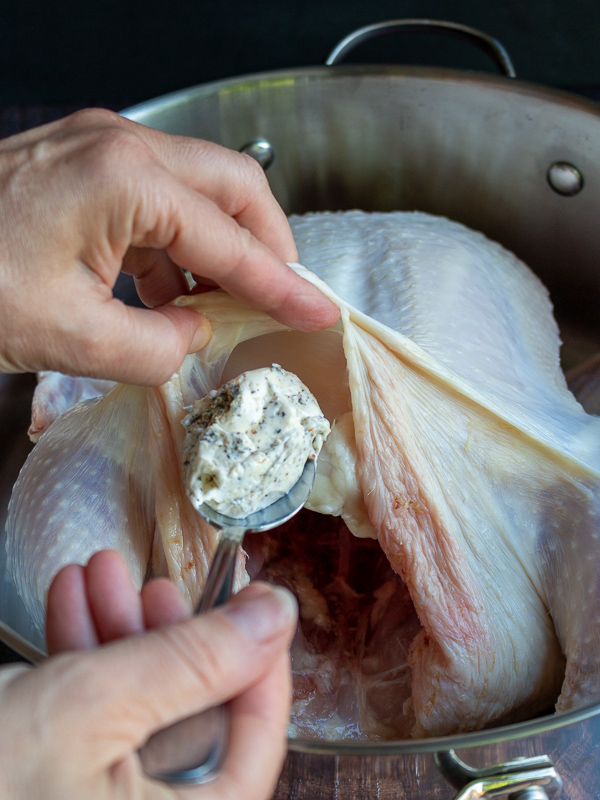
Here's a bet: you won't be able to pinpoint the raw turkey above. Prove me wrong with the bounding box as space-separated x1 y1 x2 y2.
27 372 115 443
7 210 600 739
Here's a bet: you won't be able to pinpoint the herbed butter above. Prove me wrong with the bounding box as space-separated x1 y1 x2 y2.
182 364 330 519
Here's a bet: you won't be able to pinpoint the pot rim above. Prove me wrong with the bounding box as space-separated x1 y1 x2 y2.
121 63 600 127
287 699 600 754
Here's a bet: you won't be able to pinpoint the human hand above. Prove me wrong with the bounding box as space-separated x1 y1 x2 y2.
0 551 297 800
0 108 339 384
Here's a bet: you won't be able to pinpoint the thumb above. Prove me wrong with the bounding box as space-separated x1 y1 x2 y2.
60 298 213 385
42 584 297 763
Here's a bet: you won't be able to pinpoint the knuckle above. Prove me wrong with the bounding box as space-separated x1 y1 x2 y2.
64 107 122 131
57 114 152 186
84 128 149 178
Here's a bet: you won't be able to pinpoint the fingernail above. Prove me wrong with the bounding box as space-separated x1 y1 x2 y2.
188 315 212 353
220 586 298 643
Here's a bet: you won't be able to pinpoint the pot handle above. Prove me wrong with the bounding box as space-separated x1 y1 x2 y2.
325 19 517 78
434 749 563 800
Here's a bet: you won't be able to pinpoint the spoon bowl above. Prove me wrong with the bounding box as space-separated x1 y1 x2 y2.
195 457 317 533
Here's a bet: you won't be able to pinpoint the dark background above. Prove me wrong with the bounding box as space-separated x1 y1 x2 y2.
1 0 600 109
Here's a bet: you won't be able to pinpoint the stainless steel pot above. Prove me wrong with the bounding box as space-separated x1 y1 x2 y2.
2 19 600 800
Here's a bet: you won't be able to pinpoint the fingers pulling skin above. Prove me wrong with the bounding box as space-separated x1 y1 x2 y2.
121 167 339 334
122 246 190 308
0 108 339 382
26 291 213 386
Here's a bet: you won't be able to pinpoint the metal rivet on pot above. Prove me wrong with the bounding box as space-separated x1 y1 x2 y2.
508 787 549 800
547 162 584 196
239 138 275 170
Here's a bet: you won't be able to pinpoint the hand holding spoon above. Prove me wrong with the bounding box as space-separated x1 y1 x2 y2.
138 459 316 785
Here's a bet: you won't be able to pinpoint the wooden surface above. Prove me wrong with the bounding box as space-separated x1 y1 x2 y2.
273 711 600 799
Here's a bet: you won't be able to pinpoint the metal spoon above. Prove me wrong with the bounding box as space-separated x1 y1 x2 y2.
139 458 316 786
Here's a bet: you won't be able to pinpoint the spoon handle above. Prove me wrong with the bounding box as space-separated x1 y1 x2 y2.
139 528 245 785
196 527 246 613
